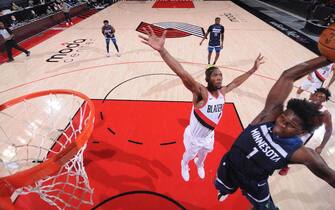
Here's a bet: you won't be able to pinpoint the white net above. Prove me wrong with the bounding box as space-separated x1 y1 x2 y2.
0 91 94 209
16 145 93 210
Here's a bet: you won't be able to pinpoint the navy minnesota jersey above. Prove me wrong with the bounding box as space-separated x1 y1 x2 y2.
102 25 115 38
207 24 224 47
226 122 303 180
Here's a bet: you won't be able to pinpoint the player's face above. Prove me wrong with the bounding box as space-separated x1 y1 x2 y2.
104 22 108 26
0 22 4 29
208 69 222 89
273 109 305 137
215 19 220 24
310 92 327 106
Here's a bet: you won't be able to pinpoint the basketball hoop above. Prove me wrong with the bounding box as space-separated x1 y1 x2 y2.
0 90 95 210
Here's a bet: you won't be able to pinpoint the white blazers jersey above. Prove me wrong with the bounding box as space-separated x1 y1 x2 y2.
313 63 334 82
189 91 225 138
300 105 327 144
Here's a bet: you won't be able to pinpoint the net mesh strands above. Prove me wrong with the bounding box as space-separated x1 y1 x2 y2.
0 90 95 210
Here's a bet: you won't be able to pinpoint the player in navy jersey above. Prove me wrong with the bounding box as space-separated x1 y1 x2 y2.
200 17 225 65
102 20 120 57
215 56 335 210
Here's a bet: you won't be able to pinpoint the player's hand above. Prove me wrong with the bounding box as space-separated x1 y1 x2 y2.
139 26 166 52
251 53 265 72
315 145 323 154
220 43 223 49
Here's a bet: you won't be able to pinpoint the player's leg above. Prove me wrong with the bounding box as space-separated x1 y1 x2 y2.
243 180 278 210
296 78 312 98
215 156 238 202
208 46 214 65
5 41 14 62
194 134 214 179
181 126 201 181
194 148 207 179
105 38 110 56
213 46 221 65
11 40 30 57
64 12 70 26
112 37 120 56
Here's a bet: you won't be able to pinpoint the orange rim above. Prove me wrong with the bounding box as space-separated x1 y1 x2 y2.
0 89 95 201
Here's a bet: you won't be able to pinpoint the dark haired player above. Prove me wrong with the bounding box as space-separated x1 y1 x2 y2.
102 20 120 57
200 17 225 65
214 56 335 210
138 26 264 182
279 87 333 175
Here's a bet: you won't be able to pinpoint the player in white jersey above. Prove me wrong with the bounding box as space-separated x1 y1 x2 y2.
296 63 335 97
139 26 264 182
279 87 333 175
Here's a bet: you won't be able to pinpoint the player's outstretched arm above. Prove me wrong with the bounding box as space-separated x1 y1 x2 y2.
222 54 264 94
200 31 209 46
252 56 331 125
139 26 202 95
290 147 335 188
316 111 333 154
326 64 335 89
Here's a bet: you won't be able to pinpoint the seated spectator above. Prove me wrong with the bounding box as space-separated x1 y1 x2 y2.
323 14 335 26
11 2 23 11
10 15 18 27
28 0 34 7
91 0 98 7
30 9 37 19
46 5 53 14
51 2 58 11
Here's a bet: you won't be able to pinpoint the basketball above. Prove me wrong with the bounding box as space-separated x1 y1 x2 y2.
318 23 335 61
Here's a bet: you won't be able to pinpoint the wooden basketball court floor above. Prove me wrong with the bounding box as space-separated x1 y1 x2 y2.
0 1 334 209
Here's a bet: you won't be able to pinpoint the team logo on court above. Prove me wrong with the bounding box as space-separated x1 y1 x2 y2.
136 22 205 38
46 39 94 63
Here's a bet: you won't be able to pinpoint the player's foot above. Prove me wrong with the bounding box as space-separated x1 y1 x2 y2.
70 22 73 25
8 58 14 63
26 51 30 57
181 160 190 182
106 53 110 57
278 166 290 176
194 157 205 179
66 22 69 26
116 52 121 57
218 191 228 202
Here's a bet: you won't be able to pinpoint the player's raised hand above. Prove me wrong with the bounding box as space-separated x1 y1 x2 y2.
251 53 265 72
139 26 167 52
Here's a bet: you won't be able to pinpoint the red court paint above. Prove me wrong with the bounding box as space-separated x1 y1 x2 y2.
14 100 250 210
152 0 195 8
